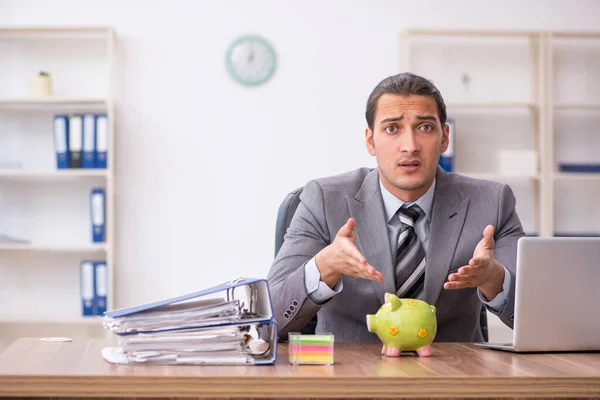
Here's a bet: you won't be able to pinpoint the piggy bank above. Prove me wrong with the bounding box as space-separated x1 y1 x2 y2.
366 293 437 357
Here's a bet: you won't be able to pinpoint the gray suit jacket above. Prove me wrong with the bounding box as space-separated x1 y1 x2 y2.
267 167 524 342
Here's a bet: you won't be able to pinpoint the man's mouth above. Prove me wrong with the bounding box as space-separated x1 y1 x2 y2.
398 160 421 172
399 160 421 167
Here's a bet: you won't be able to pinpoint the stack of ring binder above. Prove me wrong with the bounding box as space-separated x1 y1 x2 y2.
100 278 278 365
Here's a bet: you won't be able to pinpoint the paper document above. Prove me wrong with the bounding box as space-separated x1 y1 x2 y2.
100 278 278 365
103 299 242 334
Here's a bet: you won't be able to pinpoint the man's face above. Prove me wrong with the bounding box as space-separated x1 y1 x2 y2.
365 94 449 203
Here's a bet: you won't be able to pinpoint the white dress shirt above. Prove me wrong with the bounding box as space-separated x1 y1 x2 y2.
303 178 511 313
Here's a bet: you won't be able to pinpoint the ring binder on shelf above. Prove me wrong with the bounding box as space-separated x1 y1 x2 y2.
95 114 108 169
80 261 96 316
68 115 83 168
82 114 96 169
94 261 108 315
53 115 69 169
439 117 455 172
90 188 106 243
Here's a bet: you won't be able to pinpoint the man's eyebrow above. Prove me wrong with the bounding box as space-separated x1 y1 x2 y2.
379 115 438 124
379 116 403 124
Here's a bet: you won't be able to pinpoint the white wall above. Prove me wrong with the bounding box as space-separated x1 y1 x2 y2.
1 0 599 325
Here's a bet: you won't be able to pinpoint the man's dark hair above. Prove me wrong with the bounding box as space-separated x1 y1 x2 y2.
365 72 447 130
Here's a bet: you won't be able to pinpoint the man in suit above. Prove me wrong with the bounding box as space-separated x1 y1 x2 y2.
267 72 524 349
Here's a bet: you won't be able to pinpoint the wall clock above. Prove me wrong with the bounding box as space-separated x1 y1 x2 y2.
226 35 276 86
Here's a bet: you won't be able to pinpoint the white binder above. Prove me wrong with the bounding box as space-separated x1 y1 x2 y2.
68 115 83 168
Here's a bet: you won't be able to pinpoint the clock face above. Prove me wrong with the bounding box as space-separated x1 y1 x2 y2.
226 35 276 86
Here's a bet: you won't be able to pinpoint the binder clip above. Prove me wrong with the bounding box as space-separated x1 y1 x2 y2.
288 332 334 365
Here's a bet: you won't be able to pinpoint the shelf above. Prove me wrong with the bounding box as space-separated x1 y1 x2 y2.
0 169 108 180
405 29 538 38
0 315 103 324
554 172 600 181
0 243 107 253
0 98 108 111
446 102 537 109
0 24 115 328
553 103 600 110
550 32 600 39
0 26 114 37
553 232 600 237
462 173 540 181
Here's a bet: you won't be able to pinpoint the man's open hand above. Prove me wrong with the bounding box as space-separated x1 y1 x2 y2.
315 218 384 288
444 225 504 300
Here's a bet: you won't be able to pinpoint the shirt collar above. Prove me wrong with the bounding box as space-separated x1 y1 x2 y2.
379 177 436 223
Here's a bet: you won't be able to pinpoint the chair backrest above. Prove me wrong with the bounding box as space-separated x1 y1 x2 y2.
273 187 488 342
274 187 303 258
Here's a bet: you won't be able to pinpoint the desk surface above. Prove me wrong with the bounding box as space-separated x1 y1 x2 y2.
1 338 600 398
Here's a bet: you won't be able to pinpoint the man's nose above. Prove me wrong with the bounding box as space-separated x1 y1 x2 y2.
400 131 418 154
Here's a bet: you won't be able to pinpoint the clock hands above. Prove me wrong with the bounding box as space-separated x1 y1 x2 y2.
247 44 255 64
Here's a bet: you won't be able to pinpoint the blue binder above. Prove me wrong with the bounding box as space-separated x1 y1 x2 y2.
95 114 108 169
102 278 277 365
558 163 600 173
94 261 108 315
53 115 69 169
80 260 96 316
82 114 96 169
439 117 455 172
106 278 274 325
90 188 105 243
68 115 83 168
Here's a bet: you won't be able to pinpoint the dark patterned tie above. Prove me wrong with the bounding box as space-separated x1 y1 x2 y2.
395 204 426 299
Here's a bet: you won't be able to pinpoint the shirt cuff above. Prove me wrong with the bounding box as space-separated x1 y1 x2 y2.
478 265 512 313
304 257 343 305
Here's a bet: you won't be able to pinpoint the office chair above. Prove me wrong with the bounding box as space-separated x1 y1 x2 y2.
274 187 489 342
274 188 317 334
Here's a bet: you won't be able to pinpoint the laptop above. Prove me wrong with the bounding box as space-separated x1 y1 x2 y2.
474 236 600 353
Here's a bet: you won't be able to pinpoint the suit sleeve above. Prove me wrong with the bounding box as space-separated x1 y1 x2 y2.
489 183 526 328
266 180 332 339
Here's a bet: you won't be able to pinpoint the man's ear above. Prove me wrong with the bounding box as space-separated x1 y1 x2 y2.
441 123 450 153
366 127 376 156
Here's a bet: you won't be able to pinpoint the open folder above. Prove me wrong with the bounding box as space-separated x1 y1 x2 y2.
101 278 278 365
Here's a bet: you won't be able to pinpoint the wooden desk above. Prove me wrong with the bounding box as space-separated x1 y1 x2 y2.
1 338 600 399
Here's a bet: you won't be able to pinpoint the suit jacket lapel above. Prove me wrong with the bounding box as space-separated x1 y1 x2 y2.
424 168 469 306
346 169 395 306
